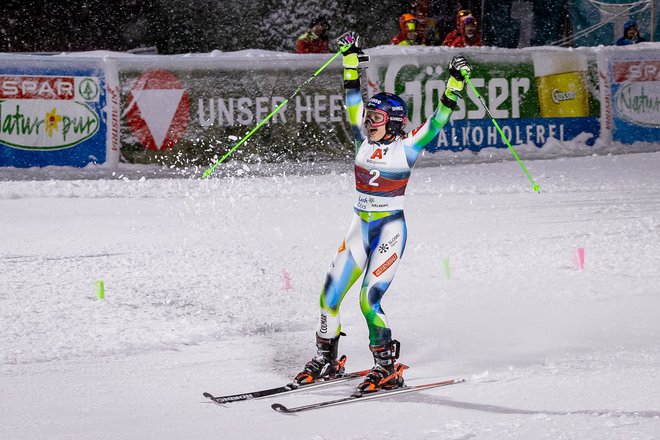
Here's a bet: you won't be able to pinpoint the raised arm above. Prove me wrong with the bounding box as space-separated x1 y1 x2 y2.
406 56 472 152
337 32 368 150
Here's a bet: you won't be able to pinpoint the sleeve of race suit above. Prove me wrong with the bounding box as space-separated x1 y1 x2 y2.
405 81 460 153
343 53 365 150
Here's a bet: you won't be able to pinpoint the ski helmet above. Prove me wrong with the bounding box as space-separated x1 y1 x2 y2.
364 92 408 138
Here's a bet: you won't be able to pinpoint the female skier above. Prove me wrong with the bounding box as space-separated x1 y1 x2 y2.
294 31 472 394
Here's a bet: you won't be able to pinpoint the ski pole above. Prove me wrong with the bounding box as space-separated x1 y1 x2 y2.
202 47 349 179
461 70 540 193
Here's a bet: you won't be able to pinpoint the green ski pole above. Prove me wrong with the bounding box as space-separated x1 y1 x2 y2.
202 48 349 179
461 70 540 193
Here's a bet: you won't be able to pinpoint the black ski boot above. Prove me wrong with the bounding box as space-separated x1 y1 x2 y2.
356 340 405 394
294 335 346 385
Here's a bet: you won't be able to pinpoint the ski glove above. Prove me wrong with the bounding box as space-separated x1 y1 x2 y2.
446 56 472 95
337 31 363 54
448 56 472 80
337 31 370 70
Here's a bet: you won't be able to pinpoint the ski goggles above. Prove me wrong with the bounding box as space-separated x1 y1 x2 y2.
457 9 473 20
364 109 388 127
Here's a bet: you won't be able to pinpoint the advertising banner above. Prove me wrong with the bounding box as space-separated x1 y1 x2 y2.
600 48 660 145
0 56 107 167
114 47 600 166
366 46 600 154
115 53 350 167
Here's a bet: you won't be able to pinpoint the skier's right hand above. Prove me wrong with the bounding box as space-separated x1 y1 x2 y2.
337 31 363 54
337 32 369 69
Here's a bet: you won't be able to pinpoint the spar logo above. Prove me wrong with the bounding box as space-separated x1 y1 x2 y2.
0 75 100 150
125 70 190 151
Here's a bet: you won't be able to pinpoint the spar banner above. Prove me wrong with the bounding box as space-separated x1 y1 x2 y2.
365 46 600 153
0 56 106 167
114 48 600 165
599 47 660 145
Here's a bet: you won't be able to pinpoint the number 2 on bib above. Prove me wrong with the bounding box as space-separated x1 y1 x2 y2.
369 169 380 187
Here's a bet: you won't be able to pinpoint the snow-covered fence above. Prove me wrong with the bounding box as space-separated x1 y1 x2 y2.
1 44 659 169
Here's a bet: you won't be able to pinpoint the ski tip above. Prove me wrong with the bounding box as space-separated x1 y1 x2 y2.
271 403 290 413
202 392 214 399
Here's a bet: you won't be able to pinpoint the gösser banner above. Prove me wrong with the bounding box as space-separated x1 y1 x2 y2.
0 56 106 167
365 46 600 153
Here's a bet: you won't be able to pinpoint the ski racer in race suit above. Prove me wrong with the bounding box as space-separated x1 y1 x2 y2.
294 31 472 393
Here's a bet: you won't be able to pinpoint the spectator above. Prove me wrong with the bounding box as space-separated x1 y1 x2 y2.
424 17 443 46
442 13 482 48
390 13 424 46
296 17 330 54
616 19 646 46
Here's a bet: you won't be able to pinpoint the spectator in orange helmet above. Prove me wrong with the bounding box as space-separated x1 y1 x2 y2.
442 13 482 48
296 17 330 54
390 13 424 46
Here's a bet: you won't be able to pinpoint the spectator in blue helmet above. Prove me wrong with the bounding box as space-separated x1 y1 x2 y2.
616 20 646 46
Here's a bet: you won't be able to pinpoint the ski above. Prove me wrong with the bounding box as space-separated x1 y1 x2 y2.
203 371 366 405
203 358 406 405
271 378 465 413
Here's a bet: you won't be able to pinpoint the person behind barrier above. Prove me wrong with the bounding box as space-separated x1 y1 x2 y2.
390 13 424 46
616 19 646 46
442 10 482 48
295 17 330 54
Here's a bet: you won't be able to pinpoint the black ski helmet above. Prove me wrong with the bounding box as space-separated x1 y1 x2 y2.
365 92 408 137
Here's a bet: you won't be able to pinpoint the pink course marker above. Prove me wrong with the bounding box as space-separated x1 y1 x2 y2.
575 247 585 271
282 269 293 290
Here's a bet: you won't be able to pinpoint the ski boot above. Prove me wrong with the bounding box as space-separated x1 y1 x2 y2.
356 340 405 394
294 334 346 385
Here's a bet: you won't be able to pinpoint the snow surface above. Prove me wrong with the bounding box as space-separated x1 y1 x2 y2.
1 152 660 439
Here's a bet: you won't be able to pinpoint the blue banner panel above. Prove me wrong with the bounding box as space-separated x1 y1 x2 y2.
0 56 106 167
424 116 600 153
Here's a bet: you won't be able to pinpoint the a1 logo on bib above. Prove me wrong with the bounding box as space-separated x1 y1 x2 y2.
370 147 388 160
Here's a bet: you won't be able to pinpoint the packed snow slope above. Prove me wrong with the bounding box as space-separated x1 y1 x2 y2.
1 152 659 440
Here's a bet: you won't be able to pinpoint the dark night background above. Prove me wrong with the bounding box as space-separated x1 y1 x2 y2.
0 0 573 54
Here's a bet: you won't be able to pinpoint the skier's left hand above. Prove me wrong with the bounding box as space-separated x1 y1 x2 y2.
448 56 472 80
446 56 471 94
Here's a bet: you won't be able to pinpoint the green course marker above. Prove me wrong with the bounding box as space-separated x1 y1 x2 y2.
443 257 451 280
202 47 349 179
97 280 105 300
462 70 540 193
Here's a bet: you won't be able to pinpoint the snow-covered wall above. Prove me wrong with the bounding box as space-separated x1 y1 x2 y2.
1 43 659 169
